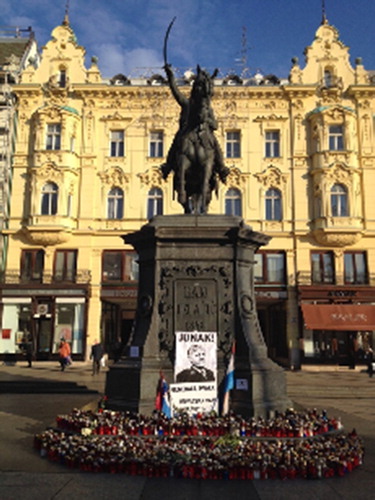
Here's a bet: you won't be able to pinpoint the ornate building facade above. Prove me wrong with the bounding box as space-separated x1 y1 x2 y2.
0 27 39 274
1 15 375 366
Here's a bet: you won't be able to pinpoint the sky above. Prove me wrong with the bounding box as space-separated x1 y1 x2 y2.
1 0 375 79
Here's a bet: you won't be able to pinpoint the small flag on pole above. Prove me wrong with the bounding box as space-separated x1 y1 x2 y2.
222 342 235 415
155 371 171 418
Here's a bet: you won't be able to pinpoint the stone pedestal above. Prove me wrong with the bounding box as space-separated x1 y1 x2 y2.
105 215 291 417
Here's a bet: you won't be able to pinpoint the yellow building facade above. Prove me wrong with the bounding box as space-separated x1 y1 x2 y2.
1 15 375 367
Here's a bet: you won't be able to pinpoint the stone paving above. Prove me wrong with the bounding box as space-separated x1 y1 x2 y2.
0 361 374 499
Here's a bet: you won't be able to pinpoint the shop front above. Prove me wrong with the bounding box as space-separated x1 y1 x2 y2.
0 288 88 361
100 285 137 360
255 287 288 365
299 286 375 364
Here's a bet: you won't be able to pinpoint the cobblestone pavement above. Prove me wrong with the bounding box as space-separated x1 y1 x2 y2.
1 361 374 499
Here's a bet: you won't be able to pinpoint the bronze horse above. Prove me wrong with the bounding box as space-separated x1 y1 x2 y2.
162 63 228 214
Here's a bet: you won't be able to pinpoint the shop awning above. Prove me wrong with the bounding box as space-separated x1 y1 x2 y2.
301 304 375 331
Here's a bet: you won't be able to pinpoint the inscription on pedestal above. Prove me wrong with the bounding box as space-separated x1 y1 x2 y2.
174 280 217 331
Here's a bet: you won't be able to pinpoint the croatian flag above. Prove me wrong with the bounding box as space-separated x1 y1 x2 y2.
155 371 171 418
222 342 235 415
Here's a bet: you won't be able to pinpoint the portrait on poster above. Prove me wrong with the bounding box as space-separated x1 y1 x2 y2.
174 331 217 383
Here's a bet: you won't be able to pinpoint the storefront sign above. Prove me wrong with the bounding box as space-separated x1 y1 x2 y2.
101 288 137 298
299 286 375 301
302 304 375 331
255 290 287 299
2 329 11 339
2 289 86 296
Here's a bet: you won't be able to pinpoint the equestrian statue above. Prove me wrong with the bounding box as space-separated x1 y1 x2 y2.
161 18 230 214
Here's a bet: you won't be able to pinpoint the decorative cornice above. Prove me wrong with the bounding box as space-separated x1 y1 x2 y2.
253 114 288 122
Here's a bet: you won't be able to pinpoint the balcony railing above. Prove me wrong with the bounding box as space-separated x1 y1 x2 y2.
1 269 91 285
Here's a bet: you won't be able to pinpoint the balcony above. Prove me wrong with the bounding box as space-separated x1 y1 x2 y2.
22 215 77 245
1 269 91 285
310 217 363 247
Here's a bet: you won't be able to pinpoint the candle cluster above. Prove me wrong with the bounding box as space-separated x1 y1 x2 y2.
54 408 343 438
34 408 364 480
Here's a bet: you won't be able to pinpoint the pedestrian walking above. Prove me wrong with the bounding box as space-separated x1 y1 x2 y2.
22 332 34 367
90 339 105 375
366 347 373 378
58 338 71 371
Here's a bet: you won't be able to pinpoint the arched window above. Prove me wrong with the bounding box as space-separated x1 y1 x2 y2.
147 187 163 219
41 182 58 215
225 188 242 216
107 187 124 219
265 188 282 221
331 183 348 217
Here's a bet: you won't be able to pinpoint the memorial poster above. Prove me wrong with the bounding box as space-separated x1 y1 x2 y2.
170 331 218 415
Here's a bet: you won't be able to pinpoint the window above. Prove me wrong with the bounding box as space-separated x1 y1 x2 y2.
324 69 332 88
329 125 344 151
58 69 66 88
102 251 139 282
149 131 164 158
54 250 77 282
311 252 335 284
110 130 124 157
21 250 44 282
226 131 241 158
344 252 368 284
53 300 85 354
41 182 58 215
265 188 282 221
254 252 286 284
107 187 124 219
265 130 280 158
147 187 163 219
46 124 61 150
225 188 242 216
331 183 348 217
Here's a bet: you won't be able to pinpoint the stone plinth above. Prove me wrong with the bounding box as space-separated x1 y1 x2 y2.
105 215 291 417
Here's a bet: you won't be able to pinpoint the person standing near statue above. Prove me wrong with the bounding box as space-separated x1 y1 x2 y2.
21 331 34 368
90 339 105 375
365 346 373 378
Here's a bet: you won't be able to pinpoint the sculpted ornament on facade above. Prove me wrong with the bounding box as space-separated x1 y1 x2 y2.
325 164 352 184
226 167 248 189
100 111 130 122
312 229 362 247
32 162 64 182
138 167 164 188
255 165 288 189
21 227 72 246
99 167 129 187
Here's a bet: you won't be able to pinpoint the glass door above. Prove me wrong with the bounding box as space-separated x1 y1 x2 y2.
35 318 52 359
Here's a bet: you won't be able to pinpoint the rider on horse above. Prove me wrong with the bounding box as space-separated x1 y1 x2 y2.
161 63 229 213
